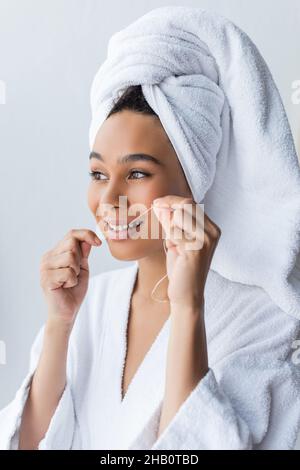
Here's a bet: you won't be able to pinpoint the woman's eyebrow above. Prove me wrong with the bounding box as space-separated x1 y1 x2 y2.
89 151 164 166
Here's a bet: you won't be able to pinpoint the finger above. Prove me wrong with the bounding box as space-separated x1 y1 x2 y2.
52 229 101 256
64 228 102 245
154 201 219 252
41 250 81 275
152 205 173 238
169 223 204 252
50 237 83 260
79 241 92 271
172 207 205 243
42 240 93 276
41 267 78 290
157 210 205 252
173 208 221 242
153 205 203 241
152 207 182 250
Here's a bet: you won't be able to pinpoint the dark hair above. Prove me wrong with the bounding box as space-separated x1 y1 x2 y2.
106 85 158 119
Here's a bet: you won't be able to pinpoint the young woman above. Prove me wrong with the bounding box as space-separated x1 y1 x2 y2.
1 7 300 450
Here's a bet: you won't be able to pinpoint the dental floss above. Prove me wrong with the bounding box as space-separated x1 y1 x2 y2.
150 237 169 303
100 202 172 303
128 203 171 303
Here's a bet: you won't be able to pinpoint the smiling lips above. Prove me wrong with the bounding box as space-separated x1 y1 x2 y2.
103 218 144 240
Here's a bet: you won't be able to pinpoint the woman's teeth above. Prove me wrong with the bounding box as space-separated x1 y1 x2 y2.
107 220 143 231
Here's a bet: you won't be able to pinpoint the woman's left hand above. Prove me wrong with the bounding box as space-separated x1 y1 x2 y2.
152 195 221 310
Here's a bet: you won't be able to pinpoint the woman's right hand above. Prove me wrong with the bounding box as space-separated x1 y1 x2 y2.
40 229 102 326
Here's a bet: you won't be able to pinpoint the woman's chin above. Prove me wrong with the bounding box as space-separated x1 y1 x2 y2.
106 238 157 261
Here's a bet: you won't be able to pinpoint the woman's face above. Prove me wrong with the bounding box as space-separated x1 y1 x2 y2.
87 109 193 261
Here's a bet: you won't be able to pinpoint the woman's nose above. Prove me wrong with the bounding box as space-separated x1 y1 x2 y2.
95 179 126 205
96 193 129 218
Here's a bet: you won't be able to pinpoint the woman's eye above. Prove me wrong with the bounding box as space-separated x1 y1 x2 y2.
129 170 150 179
88 171 108 181
88 170 150 181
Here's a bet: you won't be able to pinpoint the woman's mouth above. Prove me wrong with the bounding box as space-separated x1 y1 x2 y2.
104 219 144 240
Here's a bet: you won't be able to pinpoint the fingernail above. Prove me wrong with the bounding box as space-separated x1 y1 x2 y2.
94 237 101 245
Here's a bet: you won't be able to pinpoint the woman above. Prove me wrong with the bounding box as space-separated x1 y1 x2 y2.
1 6 300 450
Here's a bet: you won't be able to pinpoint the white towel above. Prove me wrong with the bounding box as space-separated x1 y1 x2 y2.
89 6 300 318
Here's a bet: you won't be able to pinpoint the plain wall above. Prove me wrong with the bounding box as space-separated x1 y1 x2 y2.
0 0 299 447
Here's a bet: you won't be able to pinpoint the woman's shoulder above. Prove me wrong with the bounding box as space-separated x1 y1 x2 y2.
206 268 300 361
207 267 300 321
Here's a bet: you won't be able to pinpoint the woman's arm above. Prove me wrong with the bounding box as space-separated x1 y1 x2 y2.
18 228 101 450
18 315 72 450
158 302 208 438
152 195 220 439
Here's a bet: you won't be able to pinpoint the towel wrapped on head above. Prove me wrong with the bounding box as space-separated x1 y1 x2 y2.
89 6 300 318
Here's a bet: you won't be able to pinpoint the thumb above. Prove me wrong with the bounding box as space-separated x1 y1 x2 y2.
153 206 172 235
80 241 92 271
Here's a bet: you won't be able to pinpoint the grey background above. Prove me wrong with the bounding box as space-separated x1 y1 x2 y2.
0 0 299 447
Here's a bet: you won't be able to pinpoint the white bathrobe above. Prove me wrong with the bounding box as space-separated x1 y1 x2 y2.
0 262 300 450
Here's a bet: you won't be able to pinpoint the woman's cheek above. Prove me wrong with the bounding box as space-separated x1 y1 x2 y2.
87 183 100 217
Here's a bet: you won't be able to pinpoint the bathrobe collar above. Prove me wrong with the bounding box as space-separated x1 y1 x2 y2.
92 261 171 449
